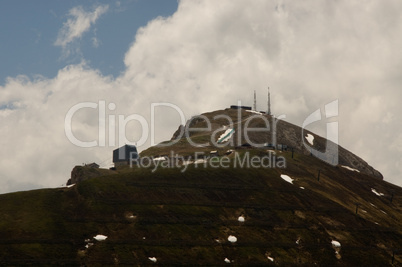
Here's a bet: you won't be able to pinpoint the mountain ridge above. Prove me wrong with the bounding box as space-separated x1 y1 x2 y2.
143 108 382 179
0 107 400 266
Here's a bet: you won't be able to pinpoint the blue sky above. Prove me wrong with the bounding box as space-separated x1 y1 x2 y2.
0 1 401 193
0 0 178 84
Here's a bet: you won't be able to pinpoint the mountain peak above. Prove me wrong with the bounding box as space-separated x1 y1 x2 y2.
144 107 382 179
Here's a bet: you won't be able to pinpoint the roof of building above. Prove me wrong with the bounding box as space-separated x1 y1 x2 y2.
86 162 99 168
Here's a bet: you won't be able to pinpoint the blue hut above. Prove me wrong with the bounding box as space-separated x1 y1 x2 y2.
113 144 138 167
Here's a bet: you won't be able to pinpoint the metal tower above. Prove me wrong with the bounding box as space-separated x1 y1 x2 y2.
267 87 271 115
253 90 257 111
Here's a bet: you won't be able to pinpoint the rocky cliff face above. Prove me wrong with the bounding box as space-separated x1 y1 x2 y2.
67 165 115 185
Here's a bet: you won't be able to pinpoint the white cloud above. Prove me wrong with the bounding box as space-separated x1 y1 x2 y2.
55 5 108 56
92 37 100 48
1 0 402 193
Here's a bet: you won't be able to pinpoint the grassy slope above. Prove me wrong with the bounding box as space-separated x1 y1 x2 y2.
0 150 401 266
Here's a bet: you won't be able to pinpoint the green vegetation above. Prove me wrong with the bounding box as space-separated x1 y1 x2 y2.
0 149 401 265
0 108 400 265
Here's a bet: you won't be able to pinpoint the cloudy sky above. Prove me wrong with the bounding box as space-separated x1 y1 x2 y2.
0 0 401 193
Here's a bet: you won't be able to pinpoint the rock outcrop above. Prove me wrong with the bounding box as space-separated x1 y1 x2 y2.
66 165 115 185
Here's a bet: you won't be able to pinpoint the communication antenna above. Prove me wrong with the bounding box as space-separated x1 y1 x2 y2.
253 90 257 111
267 87 271 115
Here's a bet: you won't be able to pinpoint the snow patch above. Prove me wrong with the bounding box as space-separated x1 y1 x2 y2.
194 144 207 147
228 235 237 243
148 257 157 262
331 240 342 260
299 187 305 190
341 165 360 172
93 234 107 241
67 183 75 188
371 188 385 196
381 210 387 215
84 238 94 249
226 149 234 155
246 110 263 115
331 240 341 248
267 256 274 262
305 133 314 145
238 216 245 222
218 128 235 143
153 156 166 161
224 258 231 263
194 159 207 164
280 174 294 184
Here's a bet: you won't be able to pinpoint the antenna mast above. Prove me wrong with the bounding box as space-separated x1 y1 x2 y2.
267 87 271 115
253 90 257 111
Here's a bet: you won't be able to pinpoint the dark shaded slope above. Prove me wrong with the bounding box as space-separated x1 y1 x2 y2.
0 150 400 266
